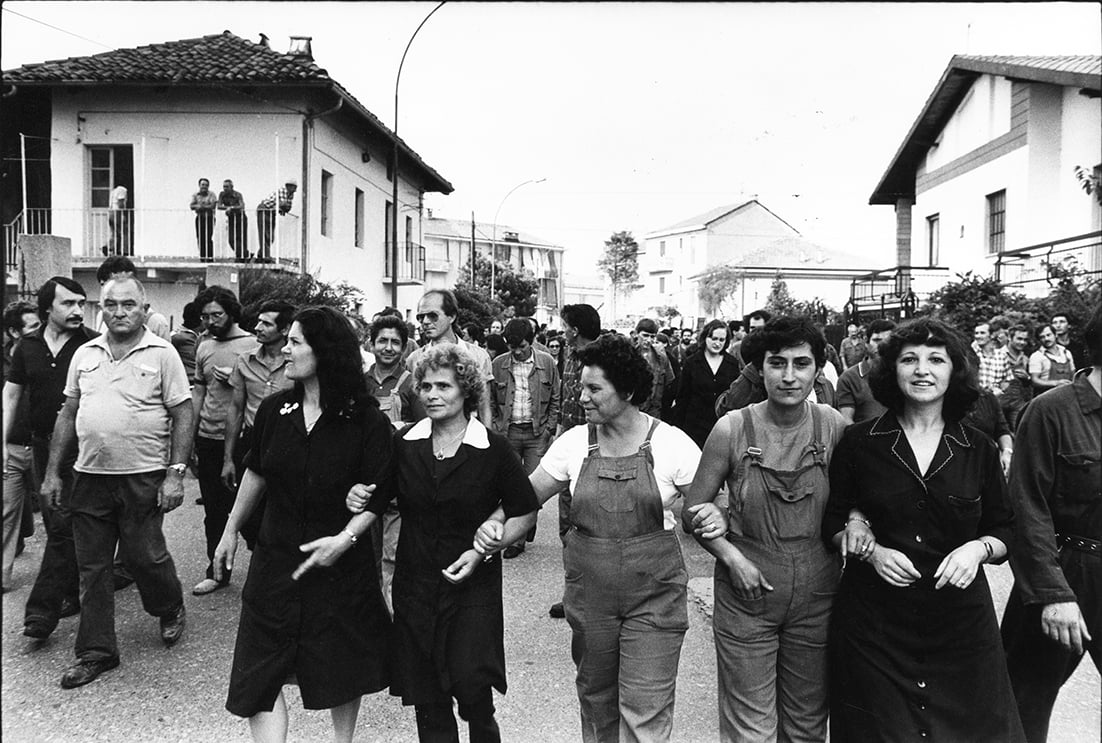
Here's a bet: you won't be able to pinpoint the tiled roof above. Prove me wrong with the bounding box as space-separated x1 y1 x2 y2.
870 54 1101 205
423 217 562 250
2 31 453 194
649 200 756 235
735 235 871 269
3 31 332 84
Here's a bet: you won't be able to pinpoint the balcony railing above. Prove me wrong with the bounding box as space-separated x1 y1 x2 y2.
425 257 453 273
4 207 301 269
384 241 426 284
994 231 1102 294
847 265 951 321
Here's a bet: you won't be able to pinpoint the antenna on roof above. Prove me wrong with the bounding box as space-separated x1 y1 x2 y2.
258 33 269 48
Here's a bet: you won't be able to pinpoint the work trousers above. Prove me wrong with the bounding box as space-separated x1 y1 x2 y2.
713 538 837 743
1002 548 1101 743
506 422 546 542
3 443 36 589
70 471 183 661
195 211 215 261
24 439 81 633
196 436 235 583
414 689 500 743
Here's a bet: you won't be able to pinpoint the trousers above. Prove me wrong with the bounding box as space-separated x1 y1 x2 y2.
414 690 500 743
196 436 235 582
24 439 81 633
3 443 36 589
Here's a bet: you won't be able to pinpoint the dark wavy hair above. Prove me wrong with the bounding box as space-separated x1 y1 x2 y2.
743 316 826 369
371 314 409 345
5 300 38 335
698 319 730 353
293 306 374 417
257 300 297 332
869 317 979 421
561 304 601 340
194 286 243 324
36 276 86 320
576 333 653 406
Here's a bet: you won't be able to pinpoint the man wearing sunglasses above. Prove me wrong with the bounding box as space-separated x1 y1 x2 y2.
405 290 494 424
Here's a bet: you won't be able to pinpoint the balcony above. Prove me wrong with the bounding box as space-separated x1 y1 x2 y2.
425 257 453 274
847 265 951 321
649 255 675 273
994 231 1102 295
383 241 426 284
4 207 301 273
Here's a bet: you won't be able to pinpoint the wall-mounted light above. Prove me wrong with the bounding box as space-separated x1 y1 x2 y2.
361 151 371 163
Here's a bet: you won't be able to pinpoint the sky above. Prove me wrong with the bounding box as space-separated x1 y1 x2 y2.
3 1 1100 278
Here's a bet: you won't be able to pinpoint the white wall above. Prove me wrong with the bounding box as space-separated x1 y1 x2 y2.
925 75 1012 171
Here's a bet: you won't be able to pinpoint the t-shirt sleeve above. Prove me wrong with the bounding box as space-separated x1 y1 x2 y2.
538 425 586 483
8 341 28 385
496 439 539 518
63 347 87 398
160 348 192 407
192 342 209 387
655 423 700 488
1027 352 1045 376
835 372 857 409
228 357 247 391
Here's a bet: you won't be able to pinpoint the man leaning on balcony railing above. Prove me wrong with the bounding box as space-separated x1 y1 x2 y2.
190 179 218 263
255 179 297 264
217 179 248 263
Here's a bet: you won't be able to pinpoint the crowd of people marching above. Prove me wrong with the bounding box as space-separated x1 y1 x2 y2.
2 259 1099 743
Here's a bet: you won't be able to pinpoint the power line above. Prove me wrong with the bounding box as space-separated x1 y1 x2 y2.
2 7 115 51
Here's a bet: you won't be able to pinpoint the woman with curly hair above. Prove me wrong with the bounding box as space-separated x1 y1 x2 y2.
822 317 1024 741
348 344 538 742
214 306 395 742
475 333 723 742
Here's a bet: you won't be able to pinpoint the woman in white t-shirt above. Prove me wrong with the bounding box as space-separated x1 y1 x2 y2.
475 333 723 742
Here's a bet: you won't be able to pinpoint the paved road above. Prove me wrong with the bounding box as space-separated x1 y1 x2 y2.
3 473 1098 742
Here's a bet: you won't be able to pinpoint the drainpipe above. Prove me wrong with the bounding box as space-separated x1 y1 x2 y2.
301 95 343 275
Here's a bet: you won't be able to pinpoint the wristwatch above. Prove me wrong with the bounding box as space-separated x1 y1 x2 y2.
168 463 188 477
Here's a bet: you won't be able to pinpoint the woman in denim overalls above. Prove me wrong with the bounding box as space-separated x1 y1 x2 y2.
476 334 724 742
684 317 848 742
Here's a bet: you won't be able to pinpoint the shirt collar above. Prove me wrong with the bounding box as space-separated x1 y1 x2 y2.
403 415 490 449
87 327 161 353
868 410 974 447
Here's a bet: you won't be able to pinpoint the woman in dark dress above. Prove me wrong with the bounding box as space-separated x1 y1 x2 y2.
348 344 538 742
214 306 394 743
822 317 1025 742
671 319 741 448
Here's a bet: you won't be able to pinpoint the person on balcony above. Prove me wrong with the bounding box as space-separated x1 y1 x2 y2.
190 178 219 263
217 179 248 263
107 184 132 257
255 179 297 263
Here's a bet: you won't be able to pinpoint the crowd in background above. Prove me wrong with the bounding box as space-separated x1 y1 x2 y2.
2 267 1099 743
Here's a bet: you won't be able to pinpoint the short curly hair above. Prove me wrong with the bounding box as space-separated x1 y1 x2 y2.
414 344 485 415
576 333 653 406
869 317 980 422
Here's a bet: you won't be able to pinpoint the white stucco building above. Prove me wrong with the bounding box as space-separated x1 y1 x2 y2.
870 55 1101 298
2 31 452 322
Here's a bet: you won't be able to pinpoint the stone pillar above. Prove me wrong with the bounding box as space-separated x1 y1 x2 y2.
895 197 914 295
19 234 72 294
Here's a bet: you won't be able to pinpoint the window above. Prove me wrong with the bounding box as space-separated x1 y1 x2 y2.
405 215 413 262
320 170 333 237
986 190 1006 255
88 146 133 208
926 214 940 266
659 240 666 257
354 188 365 248
658 276 666 294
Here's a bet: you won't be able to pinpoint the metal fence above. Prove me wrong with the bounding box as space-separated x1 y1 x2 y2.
995 231 1102 293
383 241 426 283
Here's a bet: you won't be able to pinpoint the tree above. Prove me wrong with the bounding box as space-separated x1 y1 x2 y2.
697 264 744 317
651 305 681 325
453 285 504 330
1074 165 1102 205
237 268 364 329
918 272 1035 332
456 250 539 318
597 230 640 289
763 275 798 316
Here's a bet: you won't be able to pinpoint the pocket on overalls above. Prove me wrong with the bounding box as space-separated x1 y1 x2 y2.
764 483 817 540
596 466 638 512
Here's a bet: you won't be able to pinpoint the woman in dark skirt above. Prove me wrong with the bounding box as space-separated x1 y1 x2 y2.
822 317 1025 742
348 343 538 742
214 306 395 743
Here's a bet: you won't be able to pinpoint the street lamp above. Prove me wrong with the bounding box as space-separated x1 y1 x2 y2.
491 177 546 299
391 1 446 308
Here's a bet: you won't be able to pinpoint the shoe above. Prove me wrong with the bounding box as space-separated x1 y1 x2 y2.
113 572 135 591
24 623 51 640
159 605 186 646
549 602 565 619
192 578 226 596
60 656 120 689
59 598 81 618
502 544 525 559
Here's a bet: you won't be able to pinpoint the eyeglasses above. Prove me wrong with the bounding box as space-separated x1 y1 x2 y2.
415 312 441 323
200 311 226 321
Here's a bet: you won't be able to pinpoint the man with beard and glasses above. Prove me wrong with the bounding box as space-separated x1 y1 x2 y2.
189 286 257 596
4 279 97 638
220 300 296 552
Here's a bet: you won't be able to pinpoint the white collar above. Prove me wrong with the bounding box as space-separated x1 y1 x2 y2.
403 415 490 449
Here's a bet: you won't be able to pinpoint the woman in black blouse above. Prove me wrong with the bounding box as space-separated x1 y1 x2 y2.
670 319 741 448
214 306 394 743
348 344 538 743
822 317 1024 741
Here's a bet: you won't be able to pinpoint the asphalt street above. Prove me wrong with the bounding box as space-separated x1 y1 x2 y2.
2 472 1098 742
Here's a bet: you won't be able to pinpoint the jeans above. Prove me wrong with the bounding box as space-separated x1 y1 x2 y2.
3 444 36 589
70 471 183 661
196 436 235 582
505 423 547 543
24 439 81 633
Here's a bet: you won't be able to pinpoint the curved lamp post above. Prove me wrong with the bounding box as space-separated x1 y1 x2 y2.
491 177 546 299
391 1 446 307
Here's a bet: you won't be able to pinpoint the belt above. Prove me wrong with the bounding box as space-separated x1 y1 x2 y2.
1057 534 1101 555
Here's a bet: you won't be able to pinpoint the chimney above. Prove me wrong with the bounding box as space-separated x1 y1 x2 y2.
287 36 313 61
258 33 269 48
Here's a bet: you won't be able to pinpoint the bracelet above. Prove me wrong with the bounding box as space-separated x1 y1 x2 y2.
342 529 358 545
846 518 871 528
981 539 993 562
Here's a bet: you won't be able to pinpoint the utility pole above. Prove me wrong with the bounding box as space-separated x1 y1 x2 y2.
470 212 476 287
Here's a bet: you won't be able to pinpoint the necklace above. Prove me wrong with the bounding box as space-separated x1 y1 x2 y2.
432 427 466 460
